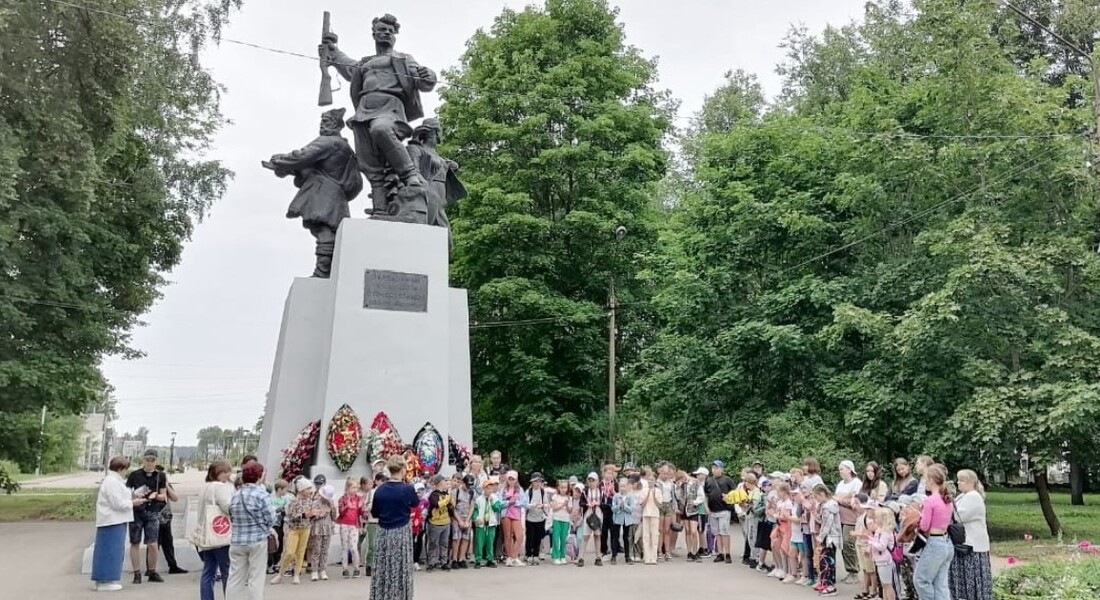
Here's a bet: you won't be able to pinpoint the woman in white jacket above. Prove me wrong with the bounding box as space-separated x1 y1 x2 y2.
93 457 146 591
949 469 992 600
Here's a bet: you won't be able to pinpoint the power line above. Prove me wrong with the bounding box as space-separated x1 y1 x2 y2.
781 144 1065 273
40 0 1091 141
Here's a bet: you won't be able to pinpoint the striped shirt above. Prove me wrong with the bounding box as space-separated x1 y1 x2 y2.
230 483 274 545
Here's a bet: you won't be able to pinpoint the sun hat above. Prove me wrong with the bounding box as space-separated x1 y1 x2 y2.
485 475 500 487
693 467 708 476
295 478 315 493
319 484 335 500
586 472 599 481
573 483 585 492
768 471 787 481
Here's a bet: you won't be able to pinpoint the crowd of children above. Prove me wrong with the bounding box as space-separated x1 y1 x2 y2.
253 452 987 600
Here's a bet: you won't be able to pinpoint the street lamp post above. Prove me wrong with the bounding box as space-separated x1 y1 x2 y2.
169 432 177 471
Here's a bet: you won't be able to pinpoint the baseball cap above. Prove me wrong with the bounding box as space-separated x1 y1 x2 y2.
313 473 327 486
839 460 856 473
586 472 599 481
711 459 725 468
142 448 158 459
530 472 545 482
693 467 708 476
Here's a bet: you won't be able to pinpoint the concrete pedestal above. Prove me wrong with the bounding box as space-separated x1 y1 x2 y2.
258 219 473 481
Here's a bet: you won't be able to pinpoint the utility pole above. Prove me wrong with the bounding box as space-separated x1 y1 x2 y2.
997 0 1100 144
33 405 46 476
607 225 627 461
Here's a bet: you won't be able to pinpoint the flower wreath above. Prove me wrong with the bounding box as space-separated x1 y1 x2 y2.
326 404 363 472
280 420 321 480
366 411 405 464
447 436 471 471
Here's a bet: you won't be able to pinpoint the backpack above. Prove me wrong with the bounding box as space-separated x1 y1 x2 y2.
889 534 904 564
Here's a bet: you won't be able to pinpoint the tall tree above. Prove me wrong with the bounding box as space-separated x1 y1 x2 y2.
628 0 1097 530
0 1 238 421
438 0 673 470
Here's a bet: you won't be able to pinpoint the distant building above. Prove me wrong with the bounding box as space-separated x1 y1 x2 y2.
121 440 145 460
77 413 108 470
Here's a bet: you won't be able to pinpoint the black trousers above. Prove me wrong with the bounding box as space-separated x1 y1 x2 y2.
157 520 179 570
600 506 622 557
524 521 544 558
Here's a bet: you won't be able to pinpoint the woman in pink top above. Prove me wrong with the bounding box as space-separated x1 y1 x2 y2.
335 478 362 578
499 471 528 567
913 464 954 600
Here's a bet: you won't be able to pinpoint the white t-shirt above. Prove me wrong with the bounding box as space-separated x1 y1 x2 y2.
802 474 824 493
835 478 862 496
551 492 571 522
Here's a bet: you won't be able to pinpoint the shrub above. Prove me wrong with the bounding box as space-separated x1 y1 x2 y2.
0 460 21 495
994 557 1100 599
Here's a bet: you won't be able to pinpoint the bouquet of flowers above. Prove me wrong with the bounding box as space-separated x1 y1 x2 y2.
326 404 363 472
412 423 444 477
447 436 471 471
280 420 320 480
403 448 421 482
367 411 405 464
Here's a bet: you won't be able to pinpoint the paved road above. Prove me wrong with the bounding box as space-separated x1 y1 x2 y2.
1 521 842 600
21 469 208 492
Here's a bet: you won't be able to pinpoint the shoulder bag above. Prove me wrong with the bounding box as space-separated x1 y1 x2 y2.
948 501 971 556
188 482 232 549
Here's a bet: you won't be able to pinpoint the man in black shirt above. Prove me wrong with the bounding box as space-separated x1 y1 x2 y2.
126 449 168 583
703 459 737 564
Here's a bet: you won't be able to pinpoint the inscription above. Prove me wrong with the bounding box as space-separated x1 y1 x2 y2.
363 269 428 312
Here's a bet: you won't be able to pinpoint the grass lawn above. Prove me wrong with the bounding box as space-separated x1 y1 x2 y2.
987 487 1100 560
0 488 95 522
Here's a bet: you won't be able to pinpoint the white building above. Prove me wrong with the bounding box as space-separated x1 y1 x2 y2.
77 412 108 470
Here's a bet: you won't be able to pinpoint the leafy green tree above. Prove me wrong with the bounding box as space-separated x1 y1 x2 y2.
438 0 673 470
0 1 238 424
628 0 1096 534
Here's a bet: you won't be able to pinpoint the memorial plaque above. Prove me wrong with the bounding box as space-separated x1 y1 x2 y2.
363 269 429 312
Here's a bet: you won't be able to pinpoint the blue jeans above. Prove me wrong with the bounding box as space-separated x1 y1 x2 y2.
914 536 954 600
200 546 230 600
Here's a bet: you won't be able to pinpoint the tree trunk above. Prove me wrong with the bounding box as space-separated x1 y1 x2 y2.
1033 469 1063 537
1069 456 1086 506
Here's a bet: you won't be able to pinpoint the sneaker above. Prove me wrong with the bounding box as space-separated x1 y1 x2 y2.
292 575 301 585
576 558 585 567
310 573 319 581
795 577 808 585
95 582 123 592
770 569 787 579
594 558 602 566
320 571 328 580
783 575 797 584
426 566 435 573
459 561 469 569
742 557 752 565
724 554 732 564
713 554 725 563
145 572 164 583
342 569 350 579
353 569 361 578
132 572 142 585
514 558 526 567
748 559 759 569
842 573 860 585
486 561 497 569
819 588 838 597
755 564 769 573
168 567 188 575
687 552 695 561
414 564 421 571
269 575 282 585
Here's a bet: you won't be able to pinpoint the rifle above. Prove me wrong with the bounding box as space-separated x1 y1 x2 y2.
318 11 333 106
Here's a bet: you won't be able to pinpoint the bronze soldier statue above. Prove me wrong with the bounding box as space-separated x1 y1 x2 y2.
406 118 467 247
263 108 363 278
318 13 436 223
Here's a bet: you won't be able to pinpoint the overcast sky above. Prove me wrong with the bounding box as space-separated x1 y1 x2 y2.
104 0 868 446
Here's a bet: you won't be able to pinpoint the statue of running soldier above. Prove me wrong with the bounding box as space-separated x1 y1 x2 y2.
263 108 363 278
318 13 436 224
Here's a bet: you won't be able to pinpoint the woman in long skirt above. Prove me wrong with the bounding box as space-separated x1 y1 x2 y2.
949 470 992 600
93 457 144 591
370 457 421 600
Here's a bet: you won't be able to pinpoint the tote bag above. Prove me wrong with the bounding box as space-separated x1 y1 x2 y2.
189 483 232 549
